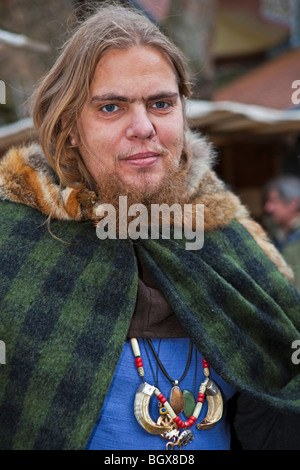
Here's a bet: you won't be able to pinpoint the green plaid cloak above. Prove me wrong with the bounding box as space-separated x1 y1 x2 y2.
0 200 300 449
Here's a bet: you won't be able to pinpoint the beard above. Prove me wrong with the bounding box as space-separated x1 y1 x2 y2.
97 154 188 207
94 149 190 233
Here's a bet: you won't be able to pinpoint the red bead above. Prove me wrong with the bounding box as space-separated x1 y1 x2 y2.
189 415 196 423
135 357 143 366
197 393 205 403
174 416 187 429
157 393 166 403
202 359 209 368
186 418 194 428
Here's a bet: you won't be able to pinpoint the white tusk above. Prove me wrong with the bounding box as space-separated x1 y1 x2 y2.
134 382 174 435
197 379 223 430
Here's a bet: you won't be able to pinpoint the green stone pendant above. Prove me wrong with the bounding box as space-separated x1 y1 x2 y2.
182 389 196 419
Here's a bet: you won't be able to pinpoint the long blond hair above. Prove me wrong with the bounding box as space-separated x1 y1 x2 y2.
32 2 191 191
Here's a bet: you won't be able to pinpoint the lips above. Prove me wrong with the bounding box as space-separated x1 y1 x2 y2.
121 152 160 168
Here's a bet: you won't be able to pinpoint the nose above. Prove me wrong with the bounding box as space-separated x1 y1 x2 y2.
126 105 156 140
264 199 273 214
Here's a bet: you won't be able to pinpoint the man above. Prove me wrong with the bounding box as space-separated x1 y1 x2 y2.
264 175 300 292
0 3 300 450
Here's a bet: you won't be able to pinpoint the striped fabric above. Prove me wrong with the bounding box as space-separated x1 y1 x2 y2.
0 200 300 449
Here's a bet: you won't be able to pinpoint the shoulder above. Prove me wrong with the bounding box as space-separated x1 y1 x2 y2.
0 198 95 250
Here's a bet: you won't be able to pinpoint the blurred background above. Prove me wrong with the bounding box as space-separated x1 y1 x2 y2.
0 0 300 222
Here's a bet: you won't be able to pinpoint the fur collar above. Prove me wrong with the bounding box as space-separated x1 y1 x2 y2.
0 132 245 227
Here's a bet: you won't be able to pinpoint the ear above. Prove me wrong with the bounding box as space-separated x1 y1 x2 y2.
69 135 77 146
61 113 78 146
289 198 300 212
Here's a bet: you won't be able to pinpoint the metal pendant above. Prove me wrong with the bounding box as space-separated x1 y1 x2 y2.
166 429 194 450
157 414 194 450
157 413 180 443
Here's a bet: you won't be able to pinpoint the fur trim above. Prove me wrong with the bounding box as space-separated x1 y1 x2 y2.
0 143 96 221
238 217 294 282
184 130 217 195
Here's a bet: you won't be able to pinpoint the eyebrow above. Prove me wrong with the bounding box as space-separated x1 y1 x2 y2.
90 92 179 104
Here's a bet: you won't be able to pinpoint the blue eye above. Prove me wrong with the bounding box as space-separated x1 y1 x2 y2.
102 104 119 113
152 101 169 109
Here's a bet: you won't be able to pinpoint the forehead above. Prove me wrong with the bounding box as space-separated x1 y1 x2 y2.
90 46 179 97
267 189 283 202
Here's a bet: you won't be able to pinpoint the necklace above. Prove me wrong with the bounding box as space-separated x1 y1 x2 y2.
144 338 194 415
145 338 193 385
130 337 223 450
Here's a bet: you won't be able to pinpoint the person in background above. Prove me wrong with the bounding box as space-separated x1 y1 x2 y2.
264 175 300 291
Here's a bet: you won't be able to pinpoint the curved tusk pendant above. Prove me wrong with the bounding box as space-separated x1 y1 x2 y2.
196 379 223 430
134 382 174 435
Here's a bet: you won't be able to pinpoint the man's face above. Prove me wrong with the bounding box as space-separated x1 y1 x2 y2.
264 189 297 227
76 46 185 193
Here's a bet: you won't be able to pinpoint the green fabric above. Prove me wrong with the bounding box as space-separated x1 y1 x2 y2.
0 200 300 450
282 229 300 293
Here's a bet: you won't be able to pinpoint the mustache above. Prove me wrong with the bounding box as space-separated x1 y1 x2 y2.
115 146 170 163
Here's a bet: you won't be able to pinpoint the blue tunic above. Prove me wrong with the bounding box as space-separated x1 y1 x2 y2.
86 338 235 450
